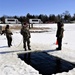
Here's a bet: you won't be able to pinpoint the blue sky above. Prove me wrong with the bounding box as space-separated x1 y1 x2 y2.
0 0 75 17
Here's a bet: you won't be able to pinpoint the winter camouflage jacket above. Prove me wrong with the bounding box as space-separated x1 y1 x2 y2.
20 27 31 39
56 23 64 38
1 29 13 37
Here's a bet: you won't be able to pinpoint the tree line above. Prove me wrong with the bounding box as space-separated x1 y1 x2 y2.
0 11 75 23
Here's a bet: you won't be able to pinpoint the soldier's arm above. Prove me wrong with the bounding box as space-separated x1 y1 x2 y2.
28 30 31 38
59 28 64 38
1 30 5 35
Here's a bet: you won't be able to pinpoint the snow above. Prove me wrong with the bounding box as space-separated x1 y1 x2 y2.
0 23 75 75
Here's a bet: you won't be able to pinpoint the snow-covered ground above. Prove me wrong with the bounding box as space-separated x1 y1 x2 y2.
0 23 75 75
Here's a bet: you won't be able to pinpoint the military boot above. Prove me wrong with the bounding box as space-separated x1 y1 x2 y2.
24 47 27 51
28 44 31 50
28 47 31 50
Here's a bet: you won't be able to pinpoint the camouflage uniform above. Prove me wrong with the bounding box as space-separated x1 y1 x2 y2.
56 22 64 50
20 24 31 50
1 25 13 47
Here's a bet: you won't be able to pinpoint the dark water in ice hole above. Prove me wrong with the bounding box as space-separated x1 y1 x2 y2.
18 52 75 75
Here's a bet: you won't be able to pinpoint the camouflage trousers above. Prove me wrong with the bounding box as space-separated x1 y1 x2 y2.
6 36 12 47
23 37 31 50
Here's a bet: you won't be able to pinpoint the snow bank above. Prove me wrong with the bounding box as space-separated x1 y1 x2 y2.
0 53 41 75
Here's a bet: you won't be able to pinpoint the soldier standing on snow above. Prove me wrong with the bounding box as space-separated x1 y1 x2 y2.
56 21 64 50
1 25 13 47
20 23 31 51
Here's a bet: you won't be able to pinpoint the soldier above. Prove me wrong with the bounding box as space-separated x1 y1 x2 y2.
1 25 13 47
56 21 64 50
20 23 31 51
